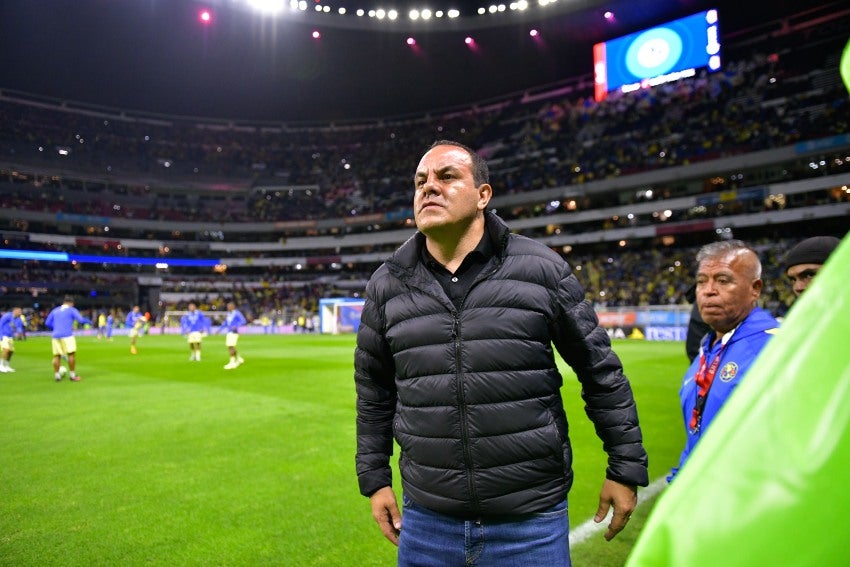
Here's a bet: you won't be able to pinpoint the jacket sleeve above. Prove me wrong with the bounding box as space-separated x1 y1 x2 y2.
549 262 649 488
354 285 398 497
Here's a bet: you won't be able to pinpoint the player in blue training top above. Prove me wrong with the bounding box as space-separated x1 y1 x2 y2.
126 305 145 354
45 296 93 382
181 302 211 362
1 307 23 373
14 311 26 341
217 301 247 369
106 311 114 340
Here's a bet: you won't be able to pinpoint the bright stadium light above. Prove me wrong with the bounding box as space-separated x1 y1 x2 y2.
247 0 285 14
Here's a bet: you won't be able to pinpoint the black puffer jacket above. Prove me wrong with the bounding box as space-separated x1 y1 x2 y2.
355 213 648 518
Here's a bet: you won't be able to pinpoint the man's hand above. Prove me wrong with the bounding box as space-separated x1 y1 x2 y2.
593 478 638 541
370 486 402 546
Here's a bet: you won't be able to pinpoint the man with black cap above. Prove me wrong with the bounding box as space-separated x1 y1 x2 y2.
785 236 841 298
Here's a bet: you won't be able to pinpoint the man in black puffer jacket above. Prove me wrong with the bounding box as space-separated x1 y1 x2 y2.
355 140 648 566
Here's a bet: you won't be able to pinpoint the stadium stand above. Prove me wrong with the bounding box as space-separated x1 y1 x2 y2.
1 5 848 331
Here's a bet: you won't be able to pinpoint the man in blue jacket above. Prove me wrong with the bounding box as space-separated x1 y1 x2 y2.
669 240 779 481
45 296 93 382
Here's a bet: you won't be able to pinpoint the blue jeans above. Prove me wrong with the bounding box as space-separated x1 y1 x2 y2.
397 495 571 567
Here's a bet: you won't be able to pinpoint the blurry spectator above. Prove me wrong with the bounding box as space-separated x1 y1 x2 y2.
784 236 842 298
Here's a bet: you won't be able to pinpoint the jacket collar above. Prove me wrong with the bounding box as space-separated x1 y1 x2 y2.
701 306 778 352
389 211 510 275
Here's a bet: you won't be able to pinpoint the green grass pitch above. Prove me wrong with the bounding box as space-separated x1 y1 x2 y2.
0 334 687 566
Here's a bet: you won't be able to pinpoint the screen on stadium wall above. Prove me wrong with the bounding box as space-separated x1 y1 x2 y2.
593 9 721 101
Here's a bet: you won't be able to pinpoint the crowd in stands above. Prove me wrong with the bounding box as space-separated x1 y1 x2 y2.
5 234 813 333
2 24 848 228
2 9 848 326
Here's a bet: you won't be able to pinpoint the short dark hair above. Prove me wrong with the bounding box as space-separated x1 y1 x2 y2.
63 295 75 304
427 140 489 186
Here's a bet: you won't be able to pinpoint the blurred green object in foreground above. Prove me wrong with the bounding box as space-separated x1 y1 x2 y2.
626 234 850 567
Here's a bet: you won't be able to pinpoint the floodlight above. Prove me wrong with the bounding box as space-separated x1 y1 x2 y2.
247 0 285 14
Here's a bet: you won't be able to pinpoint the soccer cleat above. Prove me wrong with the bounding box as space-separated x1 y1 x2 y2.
223 362 236 370
70 375 81 382
130 346 138 355
0 367 8 373
236 357 244 366
55 374 62 382
5 366 14 373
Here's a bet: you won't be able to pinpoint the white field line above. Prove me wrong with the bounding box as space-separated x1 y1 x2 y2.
569 476 668 546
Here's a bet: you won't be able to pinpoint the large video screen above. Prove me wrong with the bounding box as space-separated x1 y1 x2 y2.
593 9 721 101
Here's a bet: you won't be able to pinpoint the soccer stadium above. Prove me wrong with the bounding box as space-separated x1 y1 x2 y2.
1 0 849 565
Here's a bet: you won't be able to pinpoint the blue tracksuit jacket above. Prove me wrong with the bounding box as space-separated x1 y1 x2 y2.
669 307 778 481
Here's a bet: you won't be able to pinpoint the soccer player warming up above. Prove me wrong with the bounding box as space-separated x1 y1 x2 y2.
181 303 211 362
218 301 246 370
45 296 93 382
126 305 145 355
0 307 23 373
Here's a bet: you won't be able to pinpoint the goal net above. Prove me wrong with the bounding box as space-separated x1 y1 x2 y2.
319 298 365 334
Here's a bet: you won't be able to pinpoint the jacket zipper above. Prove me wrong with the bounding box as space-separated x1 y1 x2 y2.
454 258 504 515
452 310 479 513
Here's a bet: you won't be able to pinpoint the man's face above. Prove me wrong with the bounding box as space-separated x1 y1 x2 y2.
696 253 763 334
413 145 490 237
786 263 822 297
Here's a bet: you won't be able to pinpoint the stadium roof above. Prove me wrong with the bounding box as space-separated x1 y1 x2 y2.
0 0 820 123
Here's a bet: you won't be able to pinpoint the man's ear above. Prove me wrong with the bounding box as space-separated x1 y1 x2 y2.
478 183 493 210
